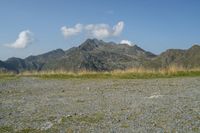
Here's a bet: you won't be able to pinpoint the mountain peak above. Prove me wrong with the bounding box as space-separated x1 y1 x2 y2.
85 38 100 43
79 38 104 51
84 38 105 45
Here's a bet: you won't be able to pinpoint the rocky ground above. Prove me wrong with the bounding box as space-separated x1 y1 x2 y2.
0 77 200 133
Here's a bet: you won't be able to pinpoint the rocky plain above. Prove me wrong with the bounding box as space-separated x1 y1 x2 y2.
0 77 200 133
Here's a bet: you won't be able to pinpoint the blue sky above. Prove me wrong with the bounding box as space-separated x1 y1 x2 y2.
0 0 200 60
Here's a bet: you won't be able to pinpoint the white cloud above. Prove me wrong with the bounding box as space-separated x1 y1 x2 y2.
85 24 111 39
61 24 83 38
5 30 34 49
112 21 124 36
120 40 133 46
61 21 124 39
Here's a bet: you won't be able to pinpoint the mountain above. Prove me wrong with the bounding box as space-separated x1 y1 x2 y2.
38 39 156 71
149 45 200 68
0 39 200 73
0 60 20 72
0 60 8 72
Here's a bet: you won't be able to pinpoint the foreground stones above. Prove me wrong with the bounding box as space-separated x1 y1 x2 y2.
0 77 200 132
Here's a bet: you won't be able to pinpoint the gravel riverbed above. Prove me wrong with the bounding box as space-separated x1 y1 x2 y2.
0 77 200 133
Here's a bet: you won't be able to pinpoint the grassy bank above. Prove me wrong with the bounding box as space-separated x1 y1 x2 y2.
14 66 200 79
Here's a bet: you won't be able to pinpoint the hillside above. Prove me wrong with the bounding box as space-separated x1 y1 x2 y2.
149 45 200 68
0 39 155 72
0 39 200 73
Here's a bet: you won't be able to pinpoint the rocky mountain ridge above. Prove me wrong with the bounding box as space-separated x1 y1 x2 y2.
0 39 199 73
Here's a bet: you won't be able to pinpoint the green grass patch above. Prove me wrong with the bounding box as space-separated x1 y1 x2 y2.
76 113 104 123
30 73 112 79
29 71 200 79
16 128 42 133
0 74 18 82
120 123 130 128
76 99 85 103
61 112 104 124
0 74 16 78
0 126 14 133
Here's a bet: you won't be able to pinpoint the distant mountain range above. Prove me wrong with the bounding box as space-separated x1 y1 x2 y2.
0 39 200 73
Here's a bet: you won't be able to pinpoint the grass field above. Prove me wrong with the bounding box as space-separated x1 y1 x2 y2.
1 66 200 79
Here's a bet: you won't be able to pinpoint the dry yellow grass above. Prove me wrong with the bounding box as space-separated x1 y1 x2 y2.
1 65 200 79
111 65 199 75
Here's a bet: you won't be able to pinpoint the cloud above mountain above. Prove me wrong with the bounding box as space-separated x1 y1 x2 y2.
120 40 133 46
61 21 124 39
5 30 34 49
61 24 83 38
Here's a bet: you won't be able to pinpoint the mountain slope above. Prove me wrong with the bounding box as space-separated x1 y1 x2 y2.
0 60 8 72
0 39 200 72
0 60 19 72
0 39 156 72
45 39 156 71
3 49 65 72
149 45 200 68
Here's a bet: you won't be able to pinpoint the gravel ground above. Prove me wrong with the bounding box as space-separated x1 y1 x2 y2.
0 77 200 133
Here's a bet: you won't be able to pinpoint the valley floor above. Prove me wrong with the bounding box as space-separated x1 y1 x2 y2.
0 77 200 132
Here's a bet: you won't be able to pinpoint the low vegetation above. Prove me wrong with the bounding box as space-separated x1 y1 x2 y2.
61 113 104 124
0 72 18 82
0 126 14 133
1 66 200 79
